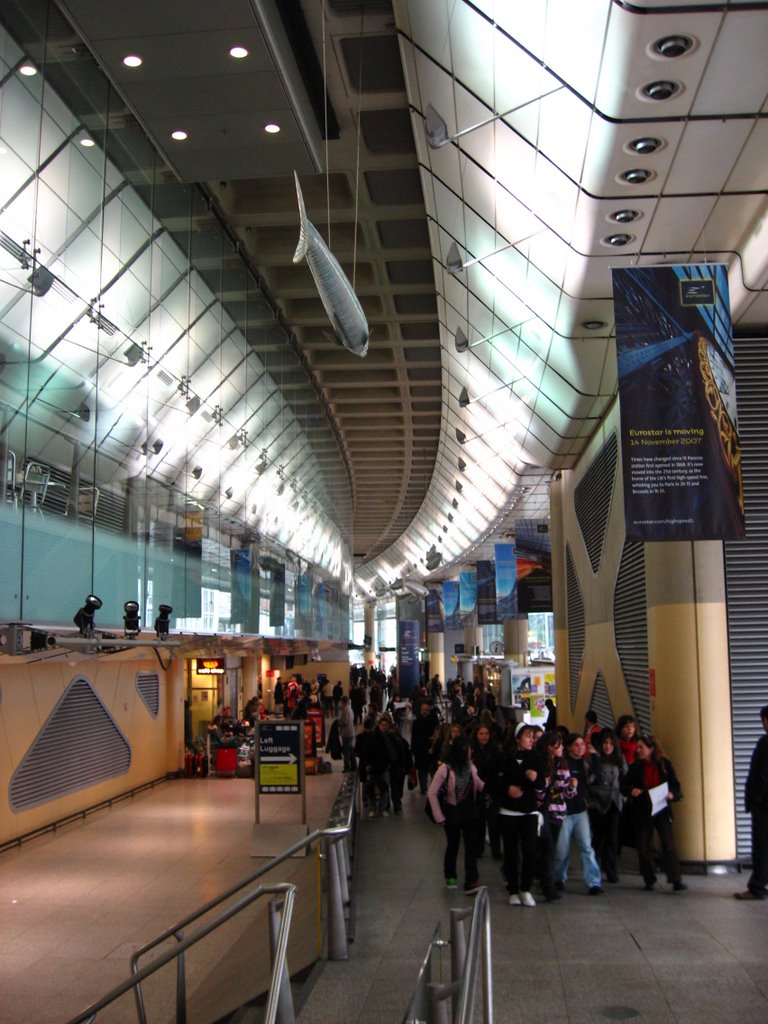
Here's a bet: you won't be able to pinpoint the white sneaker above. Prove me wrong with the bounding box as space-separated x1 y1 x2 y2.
508 893 522 906
520 891 536 907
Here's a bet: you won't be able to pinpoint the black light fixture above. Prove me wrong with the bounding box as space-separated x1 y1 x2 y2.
192 465 203 480
74 594 102 637
224 486 233 499
186 395 201 415
455 428 468 445
455 480 463 492
452 498 459 509
653 35 693 58
628 136 662 155
458 457 467 472
642 80 679 101
27 265 55 297
123 600 140 637
154 604 173 639
620 168 652 185
609 209 640 224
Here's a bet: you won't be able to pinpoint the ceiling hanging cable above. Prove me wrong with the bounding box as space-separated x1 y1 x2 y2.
351 5 366 292
321 1 331 248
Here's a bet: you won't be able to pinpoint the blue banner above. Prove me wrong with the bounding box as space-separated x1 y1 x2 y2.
269 564 285 627
459 570 477 626
443 580 460 630
426 587 445 633
476 560 497 625
494 543 517 620
613 263 744 540
398 619 420 697
230 547 253 627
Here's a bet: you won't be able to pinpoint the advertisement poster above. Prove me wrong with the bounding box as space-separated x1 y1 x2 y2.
515 519 553 614
443 580 460 630
426 587 445 634
476 559 497 625
613 264 745 540
459 570 477 626
494 543 517 620
398 619 420 696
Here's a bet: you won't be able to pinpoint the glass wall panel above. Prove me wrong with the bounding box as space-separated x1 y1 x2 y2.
0 2 352 640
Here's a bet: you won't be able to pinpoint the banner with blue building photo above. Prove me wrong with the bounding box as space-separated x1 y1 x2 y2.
398 619 420 696
494 543 517 620
426 587 445 633
443 579 461 630
613 264 745 541
476 559 497 625
459 570 477 626
230 547 254 628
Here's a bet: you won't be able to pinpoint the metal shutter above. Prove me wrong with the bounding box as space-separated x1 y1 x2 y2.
574 431 618 574
726 335 768 861
614 539 651 734
566 543 585 712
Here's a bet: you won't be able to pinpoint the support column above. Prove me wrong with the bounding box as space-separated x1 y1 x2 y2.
503 616 529 665
165 655 186 774
242 656 260 706
645 539 736 863
428 631 445 694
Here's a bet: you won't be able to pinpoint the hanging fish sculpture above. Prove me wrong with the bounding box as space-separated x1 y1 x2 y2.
293 171 369 357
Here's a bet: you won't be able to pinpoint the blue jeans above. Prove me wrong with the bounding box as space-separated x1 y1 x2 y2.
554 810 602 889
342 736 356 772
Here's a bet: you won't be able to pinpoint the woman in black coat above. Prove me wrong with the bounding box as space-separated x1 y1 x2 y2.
621 733 686 892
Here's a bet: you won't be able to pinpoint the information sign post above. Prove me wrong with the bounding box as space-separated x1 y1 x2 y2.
252 721 308 857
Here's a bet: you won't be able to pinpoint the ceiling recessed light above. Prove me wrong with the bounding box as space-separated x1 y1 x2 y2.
123 54 143 68
620 168 652 185
229 46 249 59
80 137 96 148
264 123 281 135
604 233 632 247
582 320 606 330
628 136 662 155
171 130 188 141
609 209 640 224
19 62 37 77
653 35 694 59
641 80 680 101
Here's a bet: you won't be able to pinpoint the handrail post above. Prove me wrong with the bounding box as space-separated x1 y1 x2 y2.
449 907 470 997
428 980 459 1024
482 898 493 1024
175 927 187 1024
268 897 295 1024
326 836 349 960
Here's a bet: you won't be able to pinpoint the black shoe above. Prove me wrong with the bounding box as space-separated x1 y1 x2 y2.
554 881 564 892
588 886 604 896
606 874 619 884
544 891 563 902
672 881 687 892
643 881 655 891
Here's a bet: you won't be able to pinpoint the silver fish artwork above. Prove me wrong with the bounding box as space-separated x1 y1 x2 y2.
293 172 369 358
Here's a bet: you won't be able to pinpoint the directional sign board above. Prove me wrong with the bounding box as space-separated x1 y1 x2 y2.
258 721 301 794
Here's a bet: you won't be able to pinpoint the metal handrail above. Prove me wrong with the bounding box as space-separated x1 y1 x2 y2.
64 774 357 1024
66 882 296 1024
403 886 493 1024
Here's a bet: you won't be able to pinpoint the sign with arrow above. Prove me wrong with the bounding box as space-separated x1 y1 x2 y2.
258 721 302 794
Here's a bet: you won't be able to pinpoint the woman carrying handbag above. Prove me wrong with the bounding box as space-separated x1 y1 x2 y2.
427 734 484 893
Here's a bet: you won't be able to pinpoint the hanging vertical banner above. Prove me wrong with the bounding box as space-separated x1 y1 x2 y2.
295 573 312 631
476 560 497 625
230 547 253 626
516 520 553 614
613 264 745 540
459 570 477 626
426 587 445 634
494 543 517 621
443 579 460 630
269 564 285 627
315 581 326 636
398 619 420 697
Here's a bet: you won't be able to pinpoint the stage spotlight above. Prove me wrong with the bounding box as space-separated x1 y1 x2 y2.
74 594 102 636
154 604 173 639
123 600 140 637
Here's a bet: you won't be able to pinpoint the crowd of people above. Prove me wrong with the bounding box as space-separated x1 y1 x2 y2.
338 678 689 905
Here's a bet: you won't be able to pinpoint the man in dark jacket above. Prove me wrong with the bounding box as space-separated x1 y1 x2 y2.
735 705 768 900
411 699 439 794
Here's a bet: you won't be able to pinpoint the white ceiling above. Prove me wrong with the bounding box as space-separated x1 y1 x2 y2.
53 0 768 595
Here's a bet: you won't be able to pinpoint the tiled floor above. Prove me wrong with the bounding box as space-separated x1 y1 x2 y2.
0 769 341 1024
300 787 768 1024
2 765 768 1024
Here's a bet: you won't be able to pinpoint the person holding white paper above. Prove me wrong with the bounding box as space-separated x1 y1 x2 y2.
621 734 686 892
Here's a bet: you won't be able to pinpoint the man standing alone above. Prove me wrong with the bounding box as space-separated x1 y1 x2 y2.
735 705 768 901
